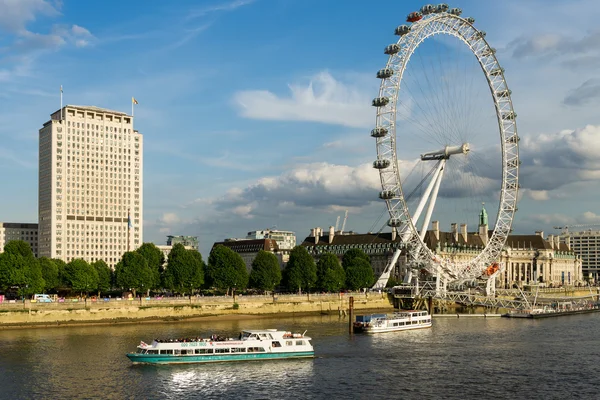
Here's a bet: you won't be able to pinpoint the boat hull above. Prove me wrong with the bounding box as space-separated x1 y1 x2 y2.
502 307 600 319
362 323 432 334
126 351 314 365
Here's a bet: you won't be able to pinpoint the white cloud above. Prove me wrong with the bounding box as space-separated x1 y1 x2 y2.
186 0 254 20
519 125 600 191
233 71 375 128
524 189 550 201
160 212 181 225
563 79 600 106
0 1 94 79
201 162 381 218
0 0 59 33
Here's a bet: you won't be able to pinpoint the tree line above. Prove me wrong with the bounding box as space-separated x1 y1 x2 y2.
0 241 376 298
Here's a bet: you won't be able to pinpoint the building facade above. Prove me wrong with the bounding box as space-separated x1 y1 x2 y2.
300 214 582 288
156 244 195 265
38 105 143 268
301 226 403 278
0 223 39 257
246 229 296 263
166 235 199 251
211 239 283 273
560 230 600 283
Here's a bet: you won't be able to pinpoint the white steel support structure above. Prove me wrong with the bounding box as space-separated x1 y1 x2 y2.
371 5 519 290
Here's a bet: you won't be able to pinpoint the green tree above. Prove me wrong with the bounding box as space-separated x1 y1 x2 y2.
92 260 112 296
53 258 68 289
282 246 317 293
249 250 282 292
4 240 34 257
163 244 204 295
135 242 165 289
39 257 60 292
342 248 370 270
0 252 27 293
316 252 345 292
1 240 44 297
206 245 249 294
114 252 152 297
63 259 99 296
345 258 375 291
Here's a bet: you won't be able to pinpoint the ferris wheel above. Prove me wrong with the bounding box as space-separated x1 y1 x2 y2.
371 4 519 289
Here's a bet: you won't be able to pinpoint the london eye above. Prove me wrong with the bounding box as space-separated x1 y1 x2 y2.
371 4 519 290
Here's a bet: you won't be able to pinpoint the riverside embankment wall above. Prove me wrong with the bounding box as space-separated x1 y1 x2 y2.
0 292 393 327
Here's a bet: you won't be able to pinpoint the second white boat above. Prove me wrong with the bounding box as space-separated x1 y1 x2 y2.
353 310 432 333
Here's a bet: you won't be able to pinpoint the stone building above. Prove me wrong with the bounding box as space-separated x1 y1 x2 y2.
0 222 39 257
300 207 582 288
301 226 403 278
38 105 143 268
211 238 283 273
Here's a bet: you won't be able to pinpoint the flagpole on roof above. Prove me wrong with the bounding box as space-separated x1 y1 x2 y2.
127 208 131 252
60 85 63 121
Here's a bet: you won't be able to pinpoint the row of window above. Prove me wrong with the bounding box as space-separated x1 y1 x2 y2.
67 121 132 134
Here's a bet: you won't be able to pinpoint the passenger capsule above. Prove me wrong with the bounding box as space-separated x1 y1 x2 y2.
507 135 520 143
387 217 402 227
435 3 449 13
395 25 411 36
384 44 400 55
373 159 391 169
489 67 505 76
496 89 512 98
379 190 395 200
479 30 487 38
371 127 388 138
466 17 475 24
377 68 394 79
420 4 435 14
449 8 462 16
480 47 496 57
406 11 423 23
502 111 517 120
372 97 390 107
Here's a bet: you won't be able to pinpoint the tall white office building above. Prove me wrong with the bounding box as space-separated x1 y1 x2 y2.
38 105 143 267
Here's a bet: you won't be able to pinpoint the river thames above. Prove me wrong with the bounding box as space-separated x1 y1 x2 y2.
0 312 599 399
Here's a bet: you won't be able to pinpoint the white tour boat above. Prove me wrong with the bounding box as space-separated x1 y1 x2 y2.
353 310 432 333
126 329 314 364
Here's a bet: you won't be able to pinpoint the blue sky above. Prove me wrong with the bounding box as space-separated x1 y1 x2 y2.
2 0 600 257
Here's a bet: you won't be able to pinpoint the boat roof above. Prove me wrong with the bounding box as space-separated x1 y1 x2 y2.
242 329 280 334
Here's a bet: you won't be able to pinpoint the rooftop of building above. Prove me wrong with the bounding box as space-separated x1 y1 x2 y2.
52 104 130 117
213 238 280 253
0 222 39 229
301 229 573 253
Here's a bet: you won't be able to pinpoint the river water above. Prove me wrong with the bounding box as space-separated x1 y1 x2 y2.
0 312 599 399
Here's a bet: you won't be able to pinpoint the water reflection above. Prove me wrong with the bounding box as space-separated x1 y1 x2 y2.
151 360 315 399
1 313 600 399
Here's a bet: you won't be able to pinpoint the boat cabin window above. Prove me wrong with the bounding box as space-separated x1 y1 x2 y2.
295 340 304 346
181 350 193 355
231 348 246 353
272 341 282 348
286 341 293 346
247 347 266 353
173 350 181 355
160 350 173 355
195 349 213 354
147 350 159 354
215 348 230 354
